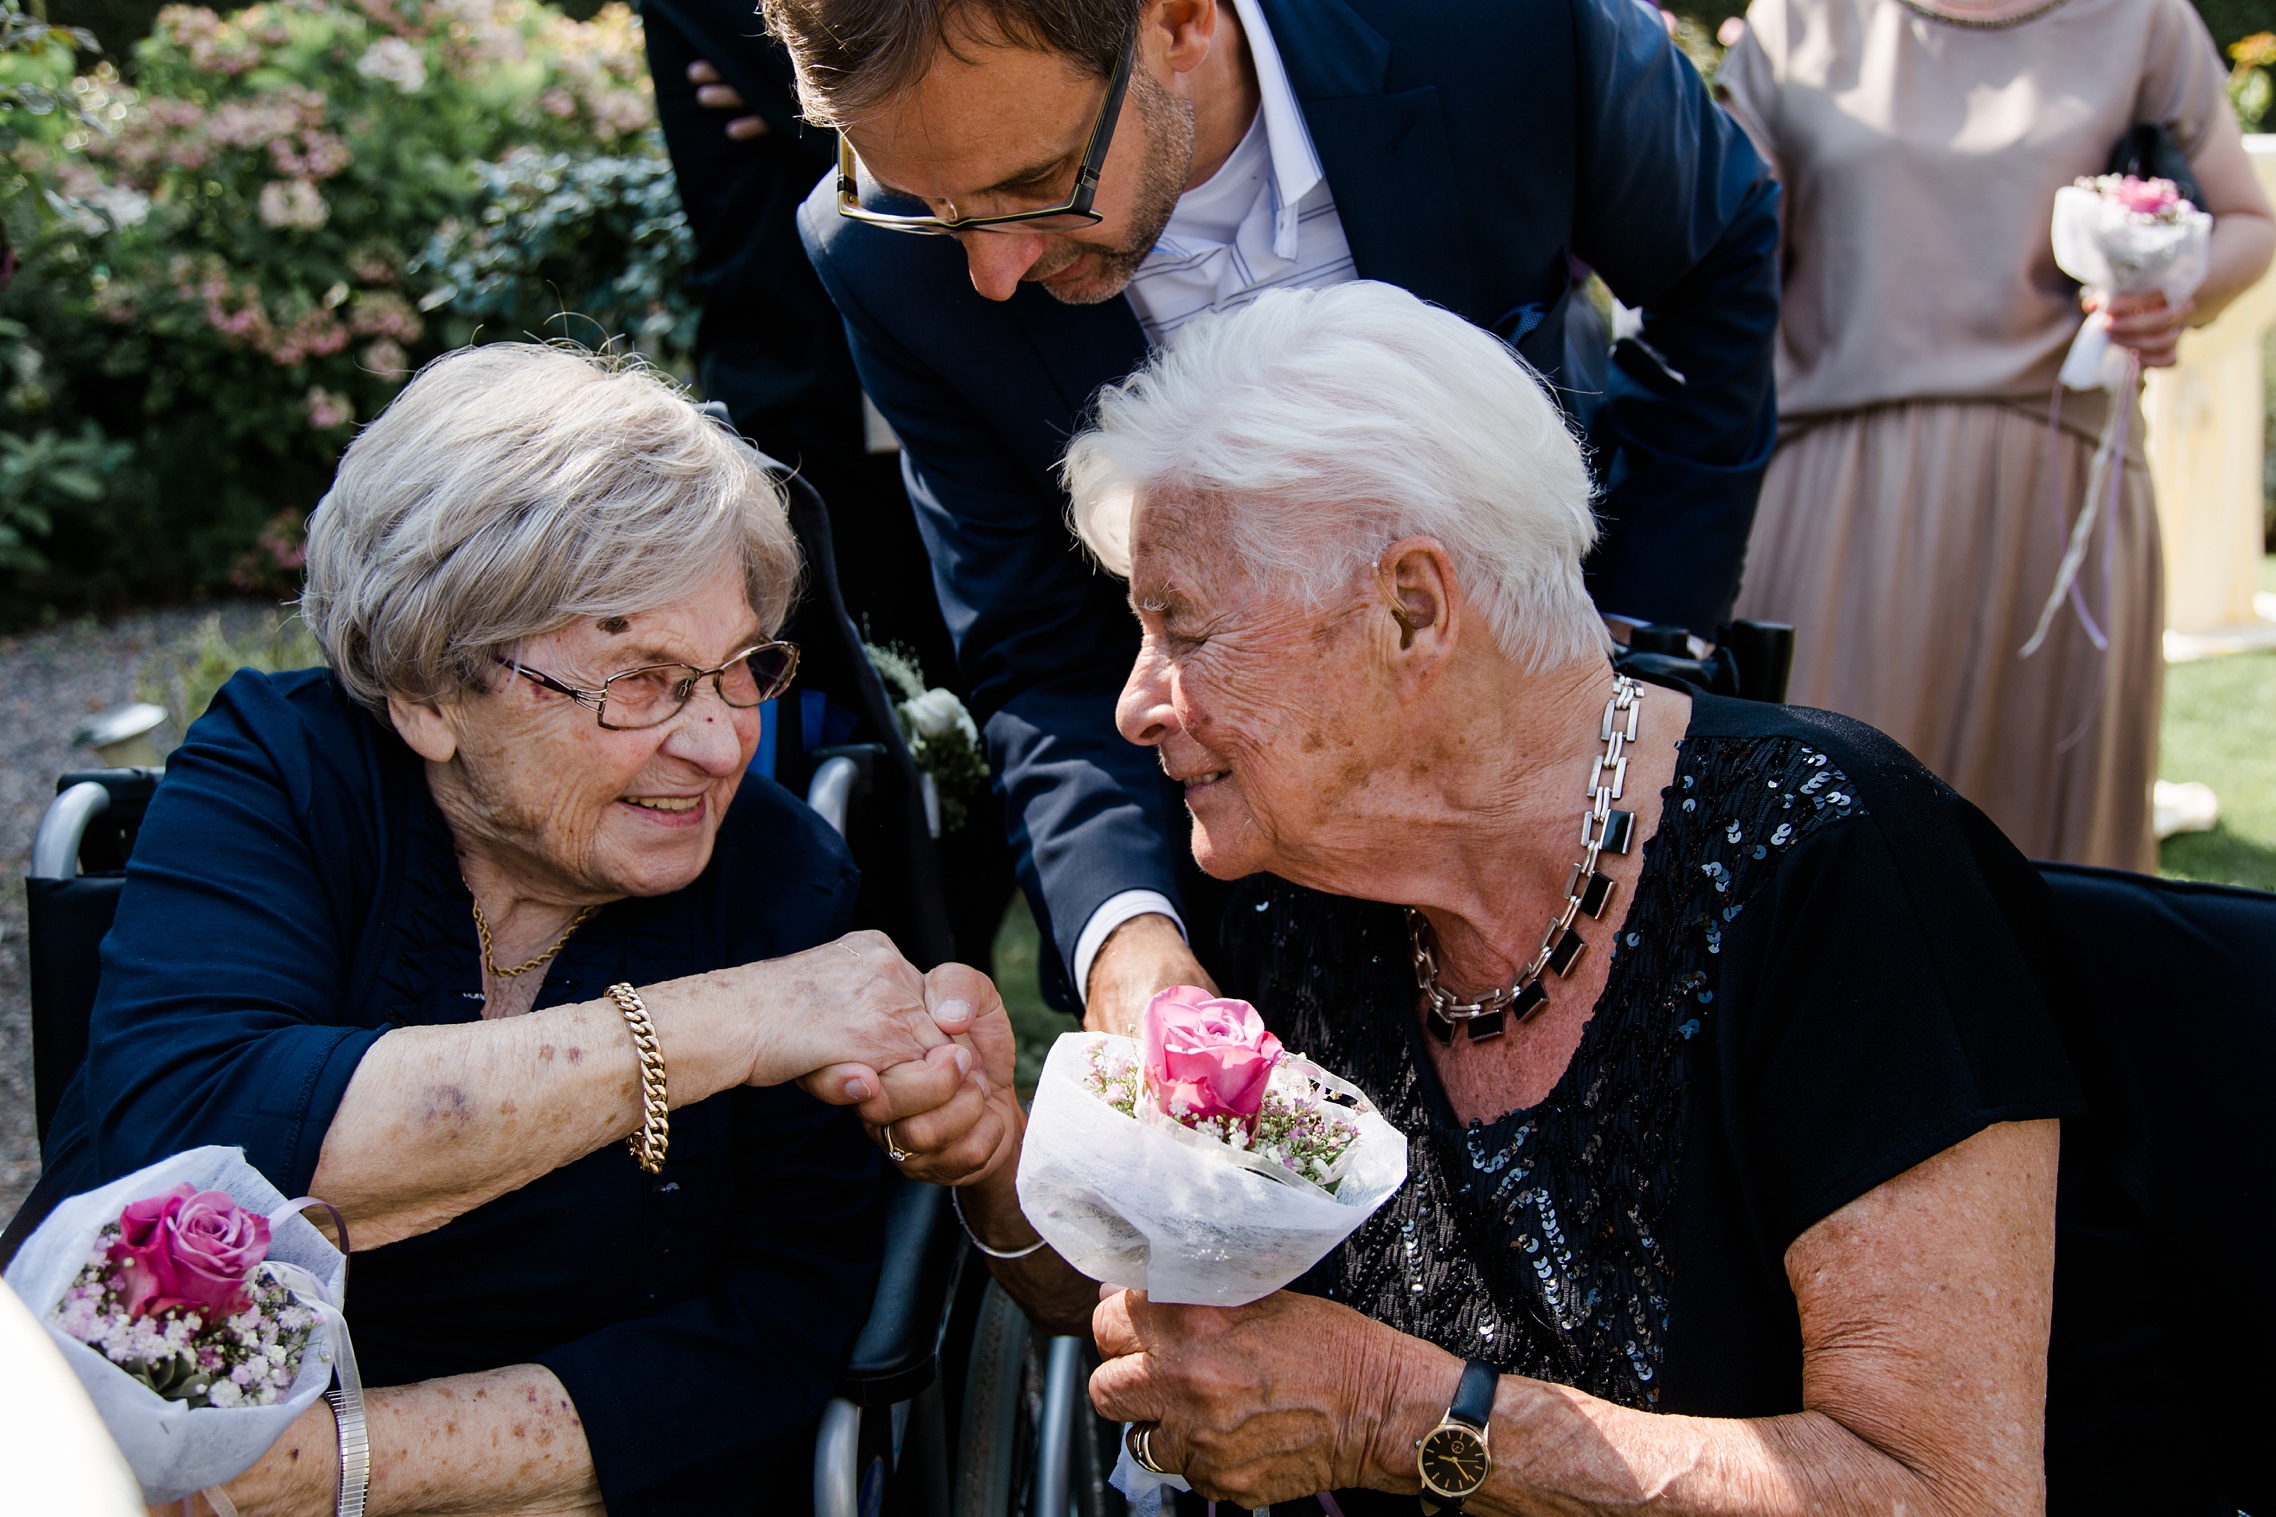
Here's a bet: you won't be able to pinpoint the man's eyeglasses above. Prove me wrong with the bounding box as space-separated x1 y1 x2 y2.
834 27 1138 237
497 643 800 731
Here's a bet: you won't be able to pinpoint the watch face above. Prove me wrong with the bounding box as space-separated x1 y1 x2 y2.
1418 1423 1490 1498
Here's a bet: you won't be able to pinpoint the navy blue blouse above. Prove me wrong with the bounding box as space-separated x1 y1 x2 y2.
41 668 886 1515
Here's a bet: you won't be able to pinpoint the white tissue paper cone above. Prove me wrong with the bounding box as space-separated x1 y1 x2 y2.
2050 183 2210 392
2 1146 348 1503
1015 1032 1408 1308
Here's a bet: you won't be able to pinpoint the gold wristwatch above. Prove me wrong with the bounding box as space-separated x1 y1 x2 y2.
1417 1357 1498 1513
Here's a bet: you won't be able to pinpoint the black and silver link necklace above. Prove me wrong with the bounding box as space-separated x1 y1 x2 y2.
1408 674 1643 1042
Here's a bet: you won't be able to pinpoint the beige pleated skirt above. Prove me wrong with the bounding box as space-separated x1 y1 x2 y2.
1734 395 2162 870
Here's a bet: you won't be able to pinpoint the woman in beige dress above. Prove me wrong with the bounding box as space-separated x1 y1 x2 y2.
1719 0 2274 868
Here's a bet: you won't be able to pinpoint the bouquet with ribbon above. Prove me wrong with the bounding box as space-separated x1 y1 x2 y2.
1016 986 1407 1309
2026 175 2212 658
2 1146 360 1509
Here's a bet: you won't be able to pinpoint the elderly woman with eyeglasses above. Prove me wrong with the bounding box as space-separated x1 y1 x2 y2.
878 282 2189 1513
35 345 997 1517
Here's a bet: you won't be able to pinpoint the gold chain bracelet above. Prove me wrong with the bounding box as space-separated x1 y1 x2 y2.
607 982 670 1174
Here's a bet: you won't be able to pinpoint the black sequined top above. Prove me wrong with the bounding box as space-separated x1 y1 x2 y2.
1218 691 2085 1490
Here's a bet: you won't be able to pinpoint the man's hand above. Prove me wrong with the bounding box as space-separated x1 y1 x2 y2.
1085 913 1214 1037
686 60 768 141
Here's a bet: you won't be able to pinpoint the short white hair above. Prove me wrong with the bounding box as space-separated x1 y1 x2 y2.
1063 281 1609 673
301 344 802 714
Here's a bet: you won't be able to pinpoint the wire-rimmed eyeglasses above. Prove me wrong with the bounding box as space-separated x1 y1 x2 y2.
496 643 800 731
833 26 1138 237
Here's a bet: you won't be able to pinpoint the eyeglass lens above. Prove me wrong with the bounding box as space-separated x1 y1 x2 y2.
600 647 797 728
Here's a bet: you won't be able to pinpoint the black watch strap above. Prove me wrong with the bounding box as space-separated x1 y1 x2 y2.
1419 1359 1503 1516
1449 1356 1499 1429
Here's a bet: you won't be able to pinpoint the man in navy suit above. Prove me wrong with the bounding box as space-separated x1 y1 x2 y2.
764 0 1779 1032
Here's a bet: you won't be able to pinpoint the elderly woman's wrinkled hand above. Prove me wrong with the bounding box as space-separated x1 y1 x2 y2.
1089 1287 1428 1508
745 929 960 1088
814 962 1026 1186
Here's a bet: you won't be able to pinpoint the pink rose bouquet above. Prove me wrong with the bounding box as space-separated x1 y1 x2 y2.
2051 173 2210 392
3 1146 356 1504
48 1182 314 1409
1016 992 1408 1308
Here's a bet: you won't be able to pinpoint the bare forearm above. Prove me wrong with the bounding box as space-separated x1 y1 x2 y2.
1462 1381 1952 1517
311 970 758 1247
367 1366 602 1517
2193 210 2276 323
1365 1342 2011 1517
959 1156 1099 1337
200 1366 601 1517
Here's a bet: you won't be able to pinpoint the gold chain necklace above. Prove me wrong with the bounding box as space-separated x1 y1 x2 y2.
467 888 599 979
1408 674 1643 1042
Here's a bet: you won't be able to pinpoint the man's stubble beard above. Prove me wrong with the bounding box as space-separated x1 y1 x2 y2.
1033 64 1194 305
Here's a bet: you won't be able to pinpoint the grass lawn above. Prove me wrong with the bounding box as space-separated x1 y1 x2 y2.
991 892 1062 1096
2156 556 2276 891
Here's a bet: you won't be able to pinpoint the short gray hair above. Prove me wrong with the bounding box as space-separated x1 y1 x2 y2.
1063 282 1609 674
759 0 1134 126
301 344 802 715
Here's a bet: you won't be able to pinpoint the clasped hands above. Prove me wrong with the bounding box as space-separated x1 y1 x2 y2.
767 931 1022 1187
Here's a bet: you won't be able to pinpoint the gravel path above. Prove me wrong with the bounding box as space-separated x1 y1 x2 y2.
0 600 286 1224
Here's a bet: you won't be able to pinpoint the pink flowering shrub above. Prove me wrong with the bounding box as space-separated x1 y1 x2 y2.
4 0 692 622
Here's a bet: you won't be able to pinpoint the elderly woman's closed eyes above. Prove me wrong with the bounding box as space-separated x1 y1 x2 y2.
37 345 1000 1517
885 281 2169 1514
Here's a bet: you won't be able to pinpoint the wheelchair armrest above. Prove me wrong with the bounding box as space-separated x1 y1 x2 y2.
837 1173 965 1408
30 783 113 881
805 744 887 841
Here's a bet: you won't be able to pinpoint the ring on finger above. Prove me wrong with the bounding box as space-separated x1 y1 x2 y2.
1127 1422 1172 1476
881 1122 914 1164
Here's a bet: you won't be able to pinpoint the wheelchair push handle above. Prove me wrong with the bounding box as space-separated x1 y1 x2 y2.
1614 619 1794 704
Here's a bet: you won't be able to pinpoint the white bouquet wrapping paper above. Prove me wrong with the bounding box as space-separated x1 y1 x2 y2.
2050 178 2210 393
2023 176 2211 656
2 1146 350 1504
1015 1031 1408 1308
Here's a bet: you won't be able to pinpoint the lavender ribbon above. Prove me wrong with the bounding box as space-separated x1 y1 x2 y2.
182 1196 361 1517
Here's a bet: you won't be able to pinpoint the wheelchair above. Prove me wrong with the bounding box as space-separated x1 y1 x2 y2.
0 463 1122 1517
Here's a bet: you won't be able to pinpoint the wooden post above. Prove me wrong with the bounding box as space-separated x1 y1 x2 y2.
2141 137 2276 639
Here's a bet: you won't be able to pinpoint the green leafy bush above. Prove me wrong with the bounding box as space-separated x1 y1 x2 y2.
414 133 694 356
0 0 692 626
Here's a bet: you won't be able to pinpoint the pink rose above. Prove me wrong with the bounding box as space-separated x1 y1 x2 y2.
2112 175 2181 216
1141 986 1284 1125
108 1183 271 1321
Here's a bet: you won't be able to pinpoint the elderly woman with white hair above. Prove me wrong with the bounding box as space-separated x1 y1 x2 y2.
33 345 996 1517
883 281 2181 1512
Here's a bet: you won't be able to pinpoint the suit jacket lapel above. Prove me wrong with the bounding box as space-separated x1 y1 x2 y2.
1006 284 1149 435
1259 0 1479 324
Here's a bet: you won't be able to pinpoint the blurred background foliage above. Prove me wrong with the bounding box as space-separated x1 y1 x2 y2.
1 0 694 627
0 0 2270 634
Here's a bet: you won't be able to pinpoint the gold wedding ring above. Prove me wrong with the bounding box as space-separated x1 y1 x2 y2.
882 1122 914 1164
1128 1422 1171 1475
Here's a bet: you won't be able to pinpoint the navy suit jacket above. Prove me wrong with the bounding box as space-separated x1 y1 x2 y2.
800 0 1779 998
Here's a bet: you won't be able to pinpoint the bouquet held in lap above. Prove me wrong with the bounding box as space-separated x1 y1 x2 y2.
1017 986 1407 1308
4 1146 354 1506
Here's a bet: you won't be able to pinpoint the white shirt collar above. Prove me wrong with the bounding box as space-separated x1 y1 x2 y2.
1214 0 1321 260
